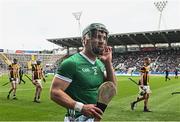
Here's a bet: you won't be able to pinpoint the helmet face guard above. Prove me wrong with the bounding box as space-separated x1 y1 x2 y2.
82 23 109 56
82 23 109 41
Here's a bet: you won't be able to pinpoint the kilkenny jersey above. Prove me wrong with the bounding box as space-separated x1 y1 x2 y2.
9 63 20 78
139 65 150 85
55 52 105 118
32 64 43 79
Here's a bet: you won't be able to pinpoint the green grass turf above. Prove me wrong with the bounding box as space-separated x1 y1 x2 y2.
0 74 180 121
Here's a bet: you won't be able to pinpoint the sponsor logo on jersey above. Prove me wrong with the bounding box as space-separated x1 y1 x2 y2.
82 68 90 73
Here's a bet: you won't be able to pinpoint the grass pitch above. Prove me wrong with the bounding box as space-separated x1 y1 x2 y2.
0 74 180 121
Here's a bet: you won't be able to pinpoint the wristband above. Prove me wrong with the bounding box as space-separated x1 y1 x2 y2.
74 102 84 112
96 102 107 112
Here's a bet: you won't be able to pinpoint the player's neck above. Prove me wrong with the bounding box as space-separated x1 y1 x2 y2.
81 49 96 61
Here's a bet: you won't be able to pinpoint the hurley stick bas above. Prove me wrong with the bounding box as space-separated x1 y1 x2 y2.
96 81 116 114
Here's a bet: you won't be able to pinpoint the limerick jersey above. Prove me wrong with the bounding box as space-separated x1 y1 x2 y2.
139 65 150 85
55 52 106 118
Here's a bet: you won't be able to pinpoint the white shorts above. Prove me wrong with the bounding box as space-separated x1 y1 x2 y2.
34 79 42 87
11 78 19 84
139 85 151 95
64 115 94 122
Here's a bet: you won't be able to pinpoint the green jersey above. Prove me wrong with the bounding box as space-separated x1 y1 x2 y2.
55 52 105 118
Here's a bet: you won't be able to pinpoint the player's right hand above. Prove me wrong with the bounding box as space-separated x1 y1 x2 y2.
32 80 37 85
82 104 103 120
43 78 46 82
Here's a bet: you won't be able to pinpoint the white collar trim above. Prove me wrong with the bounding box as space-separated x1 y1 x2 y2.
80 52 96 65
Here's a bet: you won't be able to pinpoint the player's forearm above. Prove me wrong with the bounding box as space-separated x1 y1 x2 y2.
104 62 117 86
18 70 20 78
41 72 45 79
32 73 35 80
50 88 76 109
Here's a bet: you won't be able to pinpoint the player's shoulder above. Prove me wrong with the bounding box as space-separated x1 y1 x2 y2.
17 64 20 68
140 66 146 73
11 63 19 67
140 66 146 70
31 64 36 70
60 53 79 66
63 53 79 62
38 64 42 69
96 58 104 66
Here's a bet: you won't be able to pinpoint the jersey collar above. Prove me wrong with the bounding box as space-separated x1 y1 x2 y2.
79 52 96 65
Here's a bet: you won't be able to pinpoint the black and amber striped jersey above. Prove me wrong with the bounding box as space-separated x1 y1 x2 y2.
9 63 20 78
32 64 43 80
139 65 150 85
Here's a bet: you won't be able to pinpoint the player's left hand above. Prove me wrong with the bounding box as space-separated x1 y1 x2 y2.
99 46 112 65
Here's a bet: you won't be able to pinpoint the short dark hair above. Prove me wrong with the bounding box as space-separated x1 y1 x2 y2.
144 57 150 61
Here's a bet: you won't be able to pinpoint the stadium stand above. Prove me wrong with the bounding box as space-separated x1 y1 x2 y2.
1 29 179 75
113 48 180 73
47 29 180 48
0 52 63 74
47 29 180 75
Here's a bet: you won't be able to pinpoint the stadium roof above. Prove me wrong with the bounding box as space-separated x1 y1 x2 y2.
47 29 180 48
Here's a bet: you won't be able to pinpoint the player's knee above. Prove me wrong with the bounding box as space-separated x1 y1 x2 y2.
143 94 147 99
36 85 40 88
37 85 42 89
39 86 42 90
145 94 150 99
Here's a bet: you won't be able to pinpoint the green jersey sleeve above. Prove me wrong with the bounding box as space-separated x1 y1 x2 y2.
55 58 76 83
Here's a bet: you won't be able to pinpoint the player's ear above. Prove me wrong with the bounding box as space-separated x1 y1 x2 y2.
81 37 85 47
82 34 90 46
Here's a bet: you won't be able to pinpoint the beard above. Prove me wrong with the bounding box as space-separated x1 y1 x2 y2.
92 46 104 55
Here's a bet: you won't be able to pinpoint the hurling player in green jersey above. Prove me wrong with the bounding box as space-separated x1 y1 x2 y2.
50 23 116 121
